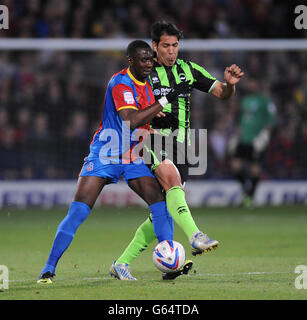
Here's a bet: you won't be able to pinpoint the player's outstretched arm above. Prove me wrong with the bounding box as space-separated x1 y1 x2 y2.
211 64 244 100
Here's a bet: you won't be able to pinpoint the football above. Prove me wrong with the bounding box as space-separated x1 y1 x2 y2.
152 240 186 273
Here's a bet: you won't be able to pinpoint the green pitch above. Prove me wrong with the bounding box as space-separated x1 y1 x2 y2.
1 206 307 300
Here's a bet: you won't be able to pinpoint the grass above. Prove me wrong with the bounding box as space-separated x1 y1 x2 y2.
0 206 307 300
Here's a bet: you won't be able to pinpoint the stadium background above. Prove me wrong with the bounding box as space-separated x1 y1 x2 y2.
0 0 307 302
0 0 306 182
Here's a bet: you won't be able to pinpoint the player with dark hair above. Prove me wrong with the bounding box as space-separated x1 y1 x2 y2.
150 20 183 44
111 21 244 280
37 40 186 283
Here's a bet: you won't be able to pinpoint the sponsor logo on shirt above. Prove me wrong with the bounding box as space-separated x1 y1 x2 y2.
151 76 159 84
160 87 172 95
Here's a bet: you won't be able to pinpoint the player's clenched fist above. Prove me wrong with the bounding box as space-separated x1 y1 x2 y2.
224 64 244 85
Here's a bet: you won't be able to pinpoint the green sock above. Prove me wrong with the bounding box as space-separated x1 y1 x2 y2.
166 186 199 239
116 217 156 265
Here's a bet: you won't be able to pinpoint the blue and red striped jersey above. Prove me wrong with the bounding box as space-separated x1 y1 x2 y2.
89 68 155 164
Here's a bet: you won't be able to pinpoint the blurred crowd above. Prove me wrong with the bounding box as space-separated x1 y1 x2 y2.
0 0 303 39
0 0 307 180
1 48 307 180
0 49 114 179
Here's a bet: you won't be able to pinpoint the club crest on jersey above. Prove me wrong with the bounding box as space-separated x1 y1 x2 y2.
123 91 135 104
87 162 94 171
153 89 161 96
179 73 186 81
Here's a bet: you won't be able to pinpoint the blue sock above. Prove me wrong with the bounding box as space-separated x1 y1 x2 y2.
149 201 174 242
41 201 91 274
166 208 174 236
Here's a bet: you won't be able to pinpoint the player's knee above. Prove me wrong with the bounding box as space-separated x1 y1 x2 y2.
155 160 182 190
73 176 105 209
148 192 165 206
73 192 95 209
144 184 165 205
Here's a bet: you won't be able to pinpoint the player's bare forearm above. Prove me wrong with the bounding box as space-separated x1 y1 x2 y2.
210 81 235 100
211 64 243 100
119 102 163 130
221 82 236 99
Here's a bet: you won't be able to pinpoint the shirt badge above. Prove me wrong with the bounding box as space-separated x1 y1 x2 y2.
123 91 135 104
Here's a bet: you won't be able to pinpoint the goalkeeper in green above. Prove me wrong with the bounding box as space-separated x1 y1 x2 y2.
228 77 276 207
110 21 244 281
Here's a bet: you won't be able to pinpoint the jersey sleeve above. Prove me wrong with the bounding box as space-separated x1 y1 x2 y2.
112 83 139 112
189 61 218 93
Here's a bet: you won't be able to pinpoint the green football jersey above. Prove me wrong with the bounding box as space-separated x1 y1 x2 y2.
239 94 276 144
149 59 217 143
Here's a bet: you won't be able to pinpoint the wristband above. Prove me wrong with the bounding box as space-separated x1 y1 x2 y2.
158 96 169 108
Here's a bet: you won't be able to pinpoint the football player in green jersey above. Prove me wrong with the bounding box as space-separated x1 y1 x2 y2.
111 21 244 280
228 77 276 208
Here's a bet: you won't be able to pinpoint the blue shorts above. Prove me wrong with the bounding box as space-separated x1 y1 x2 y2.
79 157 155 184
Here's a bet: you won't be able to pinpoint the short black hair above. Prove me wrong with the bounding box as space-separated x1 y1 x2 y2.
126 40 151 58
151 21 183 44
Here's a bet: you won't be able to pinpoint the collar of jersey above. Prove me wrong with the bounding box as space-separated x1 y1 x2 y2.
127 68 146 86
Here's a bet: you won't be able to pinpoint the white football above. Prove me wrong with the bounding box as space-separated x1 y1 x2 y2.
152 240 186 273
